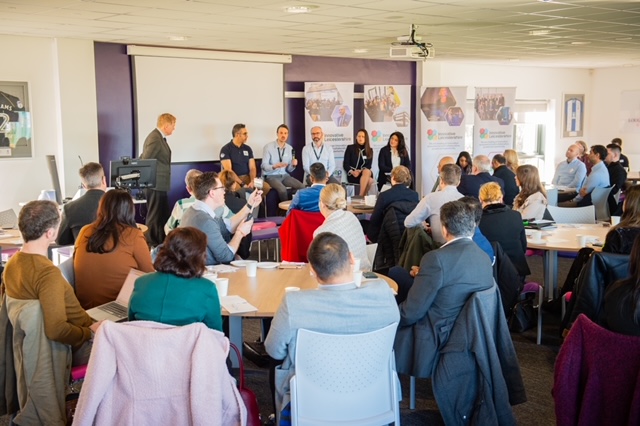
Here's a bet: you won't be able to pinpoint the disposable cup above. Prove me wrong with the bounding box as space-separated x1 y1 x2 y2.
353 270 363 287
246 261 258 277
611 216 621 226
353 258 361 272
531 230 542 241
214 278 229 297
576 235 587 248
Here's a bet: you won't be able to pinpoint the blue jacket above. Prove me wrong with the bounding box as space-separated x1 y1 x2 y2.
287 184 324 215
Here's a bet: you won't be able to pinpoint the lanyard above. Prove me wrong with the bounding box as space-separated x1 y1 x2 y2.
277 146 285 163
313 144 324 161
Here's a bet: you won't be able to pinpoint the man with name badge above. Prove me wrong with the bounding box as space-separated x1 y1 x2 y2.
302 126 340 185
262 124 304 202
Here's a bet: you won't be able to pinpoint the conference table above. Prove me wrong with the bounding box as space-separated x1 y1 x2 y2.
627 171 640 184
218 264 397 365
526 223 609 299
278 198 376 215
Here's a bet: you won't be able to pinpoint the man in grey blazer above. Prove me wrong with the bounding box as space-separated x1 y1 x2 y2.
56 162 106 245
265 232 399 419
140 113 176 246
394 200 495 378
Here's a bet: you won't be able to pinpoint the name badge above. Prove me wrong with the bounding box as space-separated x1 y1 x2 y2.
243 150 249 156
363 156 367 160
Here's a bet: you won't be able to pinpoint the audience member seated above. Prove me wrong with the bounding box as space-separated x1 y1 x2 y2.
456 151 473 175
314 184 371 271
164 169 202 235
553 144 587 203
576 140 593 176
457 154 505 198
74 190 155 309
287 162 327 216
558 144 610 207
603 234 640 337
219 169 248 214
394 200 495 378
377 131 411 191
404 163 462 244
605 143 627 214
180 172 258 265
478 182 530 281
429 156 455 192
603 185 640 253
3 200 100 366
504 149 519 173
368 165 419 242
343 129 375 197
491 154 518 207
56 162 106 245
611 137 630 170
513 165 548 221
264 232 399 422
128 227 222 331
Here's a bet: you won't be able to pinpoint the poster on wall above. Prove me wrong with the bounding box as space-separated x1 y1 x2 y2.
0 81 32 158
473 87 516 158
304 82 354 182
562 93 585 137
620 90 640 134
363 85 412 183
419 86 467 194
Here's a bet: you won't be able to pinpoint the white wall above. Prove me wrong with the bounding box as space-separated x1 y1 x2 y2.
417 62 593 187
0 35 98 213
591 66 640 169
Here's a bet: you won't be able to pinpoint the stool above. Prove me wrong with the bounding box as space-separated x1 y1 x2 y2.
251 221 276 231
257 216 285 226
251 227 280 262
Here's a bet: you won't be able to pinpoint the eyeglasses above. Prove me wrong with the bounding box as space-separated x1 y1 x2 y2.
210 186 225 192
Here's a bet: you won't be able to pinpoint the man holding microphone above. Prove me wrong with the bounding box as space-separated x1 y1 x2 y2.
262 124 304 202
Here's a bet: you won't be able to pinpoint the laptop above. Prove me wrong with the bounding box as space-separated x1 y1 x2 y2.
86 268 146 322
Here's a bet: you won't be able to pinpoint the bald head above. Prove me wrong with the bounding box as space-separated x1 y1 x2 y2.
566 144 580 161
438 156 455 172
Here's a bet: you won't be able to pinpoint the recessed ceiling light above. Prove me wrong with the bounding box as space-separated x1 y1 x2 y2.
571 41 591 45
169 36 188 41
285 6 311 13
353 48 369 53
616 37 632 41
508 58 520 62
529 29 551 36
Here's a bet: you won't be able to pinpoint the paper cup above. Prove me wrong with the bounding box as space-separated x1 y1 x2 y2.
203 272 218 283
576 235 587 248
285 286 300 292
214 278 229 297
611 216 621 226
245 261 258 277
531 230 542 241
353 270 363 287
364 195 376 206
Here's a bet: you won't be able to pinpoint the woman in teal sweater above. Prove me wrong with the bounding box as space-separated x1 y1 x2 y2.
128 227 222 331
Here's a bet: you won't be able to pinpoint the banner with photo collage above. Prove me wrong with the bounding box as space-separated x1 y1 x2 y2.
304 82 354 182
363 85 412 186
419 86 468 194
473 87 516 158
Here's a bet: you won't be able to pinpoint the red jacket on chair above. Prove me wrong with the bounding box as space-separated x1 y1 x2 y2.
553 314 640 426
279 210 324 262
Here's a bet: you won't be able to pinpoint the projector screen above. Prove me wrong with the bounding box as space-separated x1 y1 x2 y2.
132 55 284 163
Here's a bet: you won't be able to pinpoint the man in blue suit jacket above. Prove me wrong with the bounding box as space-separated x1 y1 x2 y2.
457 154 504 199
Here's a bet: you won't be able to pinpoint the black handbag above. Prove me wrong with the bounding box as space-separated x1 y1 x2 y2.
508 293 537 333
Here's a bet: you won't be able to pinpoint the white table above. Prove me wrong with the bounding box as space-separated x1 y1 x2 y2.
526 223 610 299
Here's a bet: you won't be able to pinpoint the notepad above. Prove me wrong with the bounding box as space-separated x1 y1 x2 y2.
220 296 258 314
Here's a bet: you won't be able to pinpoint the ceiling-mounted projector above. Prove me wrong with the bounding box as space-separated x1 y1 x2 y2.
389 46 435 59
390 24 434 60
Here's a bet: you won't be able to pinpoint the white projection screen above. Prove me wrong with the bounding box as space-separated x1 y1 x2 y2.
132 55 284 163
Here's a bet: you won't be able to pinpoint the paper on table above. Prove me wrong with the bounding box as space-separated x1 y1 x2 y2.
207 264 239 273
220 296 258 314
279 261 306 269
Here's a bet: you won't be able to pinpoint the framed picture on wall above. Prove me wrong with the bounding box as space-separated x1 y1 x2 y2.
562 93 585 138
0 81 32 158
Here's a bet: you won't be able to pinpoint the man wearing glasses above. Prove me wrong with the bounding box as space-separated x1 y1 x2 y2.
302 126 340 185
180 172 260 265
220 123 271 198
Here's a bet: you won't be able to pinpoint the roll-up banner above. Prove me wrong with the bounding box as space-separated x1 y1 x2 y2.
473 87 516 158
304 82 354 182
363 85 412 182
419 86 468 194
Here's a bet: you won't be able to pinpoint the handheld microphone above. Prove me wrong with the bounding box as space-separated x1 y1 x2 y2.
292 149 296 159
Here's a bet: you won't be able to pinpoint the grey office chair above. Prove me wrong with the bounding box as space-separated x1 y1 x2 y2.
591 186 614 222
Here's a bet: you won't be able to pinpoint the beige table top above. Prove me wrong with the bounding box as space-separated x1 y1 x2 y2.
526 223 610 251
218 264 397 317
278 199 375 215
627 171 640 183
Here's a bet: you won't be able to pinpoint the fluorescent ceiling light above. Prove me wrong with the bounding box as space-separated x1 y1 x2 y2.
353 48 368 53
571 41 591 45
529 29 551 36
285 6 311 13
169 36 188 41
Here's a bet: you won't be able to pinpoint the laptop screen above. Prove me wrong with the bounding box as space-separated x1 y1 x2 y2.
116 269 147 306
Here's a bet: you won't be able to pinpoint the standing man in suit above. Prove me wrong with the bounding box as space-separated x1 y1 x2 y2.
491 154 518 207
457 154 505 199
394 200 494 378
56 162 106 245
140 113 176 246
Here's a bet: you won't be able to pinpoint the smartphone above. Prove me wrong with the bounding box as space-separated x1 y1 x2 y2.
363 271 378 279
